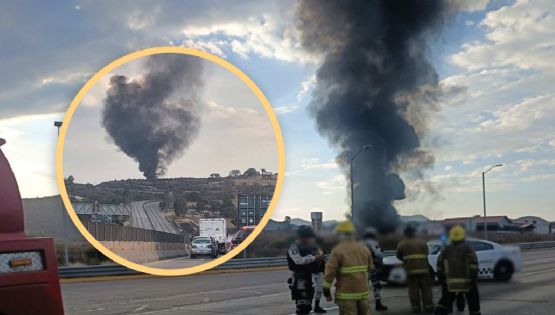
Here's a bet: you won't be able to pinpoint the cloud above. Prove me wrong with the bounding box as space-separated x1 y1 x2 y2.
296 74 316 101
180 15 314 63
316 174 346 194
431 0 555 163
300 158 338 170
0 0 300 119
448 0 490 12
451 0 555 71
273 105 298 115
477 94 555 131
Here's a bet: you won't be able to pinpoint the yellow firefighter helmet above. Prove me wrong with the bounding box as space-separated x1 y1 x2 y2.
449 225 466 242
336 220 355 234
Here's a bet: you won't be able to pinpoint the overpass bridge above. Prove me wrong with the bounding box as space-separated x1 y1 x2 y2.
73 200 178 234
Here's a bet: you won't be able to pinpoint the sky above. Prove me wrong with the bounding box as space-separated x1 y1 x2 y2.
63 56 277 183
0 0 553 222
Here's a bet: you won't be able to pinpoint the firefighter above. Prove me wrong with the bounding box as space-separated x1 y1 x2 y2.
435 225 481 315
287 225 324 315
362 227 388 311
439 231 465 313
397 225 434 313
323 220 373 315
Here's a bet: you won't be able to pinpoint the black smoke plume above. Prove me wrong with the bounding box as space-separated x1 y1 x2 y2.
297 0 450 233
102 54 203 179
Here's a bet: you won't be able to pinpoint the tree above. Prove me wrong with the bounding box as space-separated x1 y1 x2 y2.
161 191 174 212
210 173 221 178
173 192 188 216
65 175 75 195
243 168 260 177
229 169 242 177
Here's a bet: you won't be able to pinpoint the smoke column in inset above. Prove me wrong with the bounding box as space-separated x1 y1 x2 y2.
296 0 449 233
101 54 203 179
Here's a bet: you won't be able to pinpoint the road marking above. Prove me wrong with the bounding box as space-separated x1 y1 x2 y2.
133 305 150 312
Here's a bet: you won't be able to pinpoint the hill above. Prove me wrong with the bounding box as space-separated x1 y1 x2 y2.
66 175 276 226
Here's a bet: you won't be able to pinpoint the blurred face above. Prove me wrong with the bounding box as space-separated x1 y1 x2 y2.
299 236 315 246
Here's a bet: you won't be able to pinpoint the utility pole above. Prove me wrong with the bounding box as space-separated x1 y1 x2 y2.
482 163 502 240
54 121 69 266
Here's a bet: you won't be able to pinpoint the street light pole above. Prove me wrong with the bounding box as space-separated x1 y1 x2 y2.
482 163 502 240
350 144 372 222
54 121 69 266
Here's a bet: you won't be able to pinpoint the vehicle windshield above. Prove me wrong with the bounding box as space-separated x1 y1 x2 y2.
193 238 211 244
233 229 253 241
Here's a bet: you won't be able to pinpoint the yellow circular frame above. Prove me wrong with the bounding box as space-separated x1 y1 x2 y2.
56 47 285 276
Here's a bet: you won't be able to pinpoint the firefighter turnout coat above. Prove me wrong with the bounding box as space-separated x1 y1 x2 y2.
323 239 374 301
436 242 479 292
396 238 430 276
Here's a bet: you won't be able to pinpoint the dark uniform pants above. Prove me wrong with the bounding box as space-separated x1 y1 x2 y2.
407 274 434 312
370 269 383 302
436 283 480 315
441 283 465 312
336 299 369 315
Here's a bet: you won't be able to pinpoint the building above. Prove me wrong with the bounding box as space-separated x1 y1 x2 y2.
443 216 514 232
442 215 538 233
513 216 552 234
311 212 323 233
237 193 272 228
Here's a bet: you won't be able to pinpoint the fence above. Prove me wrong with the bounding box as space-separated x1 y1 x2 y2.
83 221 183 243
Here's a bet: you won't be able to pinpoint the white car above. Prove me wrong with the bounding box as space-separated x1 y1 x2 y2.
190 236 218 259
382 238 523 285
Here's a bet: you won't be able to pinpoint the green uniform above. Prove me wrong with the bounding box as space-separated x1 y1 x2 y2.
323 238 373 315
435 242 481 315
397 238 434 313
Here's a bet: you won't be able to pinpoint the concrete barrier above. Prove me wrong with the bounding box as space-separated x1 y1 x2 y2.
100 241 187 264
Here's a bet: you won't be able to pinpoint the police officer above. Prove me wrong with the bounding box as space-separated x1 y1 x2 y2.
435 225 481 315
397 225 434 313
362 227 388 311
287 225 324 315
323 221 373 315
307 237 327 313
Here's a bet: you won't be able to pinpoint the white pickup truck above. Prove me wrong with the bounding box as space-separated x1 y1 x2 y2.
199 218 228 255
382 238 523 285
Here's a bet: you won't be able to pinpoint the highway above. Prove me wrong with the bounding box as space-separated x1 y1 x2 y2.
130 201 179 234
62 248 555 314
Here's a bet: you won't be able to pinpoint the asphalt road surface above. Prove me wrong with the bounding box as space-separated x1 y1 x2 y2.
62 248 555 315
145 255 215 269
130 201 179 234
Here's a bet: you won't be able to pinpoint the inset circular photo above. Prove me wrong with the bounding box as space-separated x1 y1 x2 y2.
56 47 284 276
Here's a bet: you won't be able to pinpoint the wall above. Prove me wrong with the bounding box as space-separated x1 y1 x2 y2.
101 240 187 264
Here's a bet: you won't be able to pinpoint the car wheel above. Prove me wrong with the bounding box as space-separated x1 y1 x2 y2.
493 261 514 281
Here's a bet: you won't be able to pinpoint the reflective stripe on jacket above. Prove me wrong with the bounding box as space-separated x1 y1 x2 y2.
396 238 430 275
436 242 479 292
323 239 373 300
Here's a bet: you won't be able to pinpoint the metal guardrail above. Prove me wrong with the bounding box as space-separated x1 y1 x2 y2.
58 241 555 278
59 257 287 278
509 240 555 250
